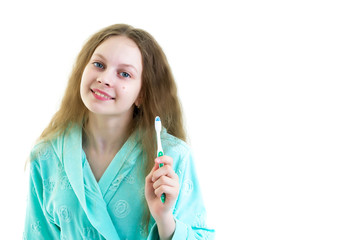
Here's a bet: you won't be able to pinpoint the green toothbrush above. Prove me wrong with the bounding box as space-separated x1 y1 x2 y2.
155 116 166 203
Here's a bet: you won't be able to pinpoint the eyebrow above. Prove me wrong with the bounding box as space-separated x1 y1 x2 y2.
92 53 139 73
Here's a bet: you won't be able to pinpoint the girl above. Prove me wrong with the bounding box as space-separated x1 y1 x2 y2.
24 24 214 239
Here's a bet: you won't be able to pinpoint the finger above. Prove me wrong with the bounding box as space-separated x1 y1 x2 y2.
145 164 157 184
154 185 174 198
155 155 173 168
152 175 178 190
151 165 178 182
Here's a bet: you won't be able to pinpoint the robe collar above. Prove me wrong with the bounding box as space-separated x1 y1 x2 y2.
61 124 122 240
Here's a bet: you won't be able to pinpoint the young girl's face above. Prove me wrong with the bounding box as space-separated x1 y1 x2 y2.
80 36 143 118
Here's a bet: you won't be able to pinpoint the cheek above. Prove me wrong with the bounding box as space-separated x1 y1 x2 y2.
116 82 141 100
80 69 90 89
80 76 89 95
115 85 128 98
79 78 85 97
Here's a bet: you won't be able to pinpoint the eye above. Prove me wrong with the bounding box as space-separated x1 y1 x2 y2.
119 72 131 78
93 62 104 69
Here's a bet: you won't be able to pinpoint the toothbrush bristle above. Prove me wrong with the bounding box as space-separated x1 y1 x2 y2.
155 116 162 131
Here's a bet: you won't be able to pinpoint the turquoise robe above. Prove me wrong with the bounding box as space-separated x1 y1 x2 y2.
24 125 215 239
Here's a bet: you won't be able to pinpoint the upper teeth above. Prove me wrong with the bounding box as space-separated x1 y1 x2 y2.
94 91 111 99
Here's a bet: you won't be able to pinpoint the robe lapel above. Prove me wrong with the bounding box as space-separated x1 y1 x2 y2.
62 125 121 240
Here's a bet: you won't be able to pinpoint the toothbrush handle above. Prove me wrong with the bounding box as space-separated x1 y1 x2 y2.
158 151 166 203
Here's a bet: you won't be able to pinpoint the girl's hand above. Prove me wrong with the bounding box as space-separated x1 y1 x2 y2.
145 155 179 238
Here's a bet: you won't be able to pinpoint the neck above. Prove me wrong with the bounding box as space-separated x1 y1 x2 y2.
83 113 133 155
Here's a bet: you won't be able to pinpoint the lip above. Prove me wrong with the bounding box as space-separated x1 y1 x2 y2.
91 88 115 101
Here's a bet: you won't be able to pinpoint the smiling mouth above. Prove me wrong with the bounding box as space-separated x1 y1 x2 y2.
91 89 115 100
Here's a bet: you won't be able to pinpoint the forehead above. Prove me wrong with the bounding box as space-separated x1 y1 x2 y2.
93 36 142 71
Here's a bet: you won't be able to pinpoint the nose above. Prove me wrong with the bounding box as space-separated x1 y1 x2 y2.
97 70 113 87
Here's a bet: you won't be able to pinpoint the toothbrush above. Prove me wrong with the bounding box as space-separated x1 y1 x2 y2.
155 116 166 203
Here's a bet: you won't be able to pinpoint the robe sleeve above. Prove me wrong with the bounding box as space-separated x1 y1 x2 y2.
23 160 60 239
148 150 215 239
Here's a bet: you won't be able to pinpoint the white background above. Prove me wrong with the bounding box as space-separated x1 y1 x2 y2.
0 0 359 239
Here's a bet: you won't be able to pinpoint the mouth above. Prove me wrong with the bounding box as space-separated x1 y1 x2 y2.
91 89 115 100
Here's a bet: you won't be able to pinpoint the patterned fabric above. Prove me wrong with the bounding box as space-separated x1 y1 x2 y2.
24 125 215 239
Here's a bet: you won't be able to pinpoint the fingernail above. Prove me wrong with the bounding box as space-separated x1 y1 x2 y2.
156 158 161 163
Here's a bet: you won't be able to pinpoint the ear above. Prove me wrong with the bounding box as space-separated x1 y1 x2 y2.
135 96 142 108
